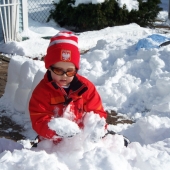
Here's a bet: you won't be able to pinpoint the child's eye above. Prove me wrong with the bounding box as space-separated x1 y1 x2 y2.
67 69 75 72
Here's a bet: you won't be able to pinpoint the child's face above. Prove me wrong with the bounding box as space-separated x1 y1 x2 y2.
49 61 76 86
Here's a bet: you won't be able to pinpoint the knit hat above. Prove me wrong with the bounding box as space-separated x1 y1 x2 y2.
44 31 80 69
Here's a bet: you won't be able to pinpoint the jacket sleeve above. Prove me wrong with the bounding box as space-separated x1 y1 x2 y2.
29 82 56 139
82 81 107 119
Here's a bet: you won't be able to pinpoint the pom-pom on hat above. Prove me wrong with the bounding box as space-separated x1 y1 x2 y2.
44 31 80 69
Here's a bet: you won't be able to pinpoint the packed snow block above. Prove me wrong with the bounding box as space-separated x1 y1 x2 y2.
13 59 45 113
3 56 29 104
7 56 30 84
4 83 18 104
136 34 170 50
0 138 23 153
29 66 46 91
13 88 31 113
18 60 44 89
25 67 46 119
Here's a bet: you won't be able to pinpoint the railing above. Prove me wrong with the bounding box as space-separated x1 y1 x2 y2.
0 0 20 43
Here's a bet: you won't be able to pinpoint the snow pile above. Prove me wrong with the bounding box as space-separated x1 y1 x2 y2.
1 112 170 170
4 23 170 117
0 0 170 169
1 24 170 169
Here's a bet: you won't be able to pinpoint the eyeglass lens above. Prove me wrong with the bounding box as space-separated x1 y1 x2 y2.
51 67 76 77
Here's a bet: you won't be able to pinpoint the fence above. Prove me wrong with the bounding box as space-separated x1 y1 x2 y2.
0 0 27 43
0 0 53 43
28 0 54 23
0 0 20 43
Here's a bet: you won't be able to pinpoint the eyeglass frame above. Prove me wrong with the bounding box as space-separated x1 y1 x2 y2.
50 66 77 77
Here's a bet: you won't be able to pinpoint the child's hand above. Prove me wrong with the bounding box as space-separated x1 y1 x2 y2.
48 118 81 138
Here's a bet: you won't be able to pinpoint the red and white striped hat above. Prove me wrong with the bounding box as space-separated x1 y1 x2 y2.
44 31 80 69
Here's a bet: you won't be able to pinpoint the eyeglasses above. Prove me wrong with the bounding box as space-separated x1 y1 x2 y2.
50 66 77 77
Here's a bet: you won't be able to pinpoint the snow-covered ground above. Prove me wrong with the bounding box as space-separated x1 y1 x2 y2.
0 0 170 169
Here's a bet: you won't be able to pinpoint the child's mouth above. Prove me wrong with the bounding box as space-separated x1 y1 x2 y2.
60 80 67 83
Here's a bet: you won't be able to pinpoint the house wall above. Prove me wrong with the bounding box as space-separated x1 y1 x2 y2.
0 20 3 43
19 0 27 32
19 0 23 32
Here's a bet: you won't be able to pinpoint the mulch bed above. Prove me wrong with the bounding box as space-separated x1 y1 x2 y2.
0 54 134 142
0 55 8 97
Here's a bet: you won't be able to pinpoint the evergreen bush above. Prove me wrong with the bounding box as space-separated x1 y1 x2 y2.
47 0 162 32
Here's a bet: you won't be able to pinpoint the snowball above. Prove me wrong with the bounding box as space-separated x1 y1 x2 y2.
48 118 81 137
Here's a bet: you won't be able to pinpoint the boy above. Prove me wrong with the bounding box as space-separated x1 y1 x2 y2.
29 31 107 144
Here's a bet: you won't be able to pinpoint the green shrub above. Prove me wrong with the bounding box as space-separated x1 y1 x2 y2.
47 0 162 32
128 0 162 27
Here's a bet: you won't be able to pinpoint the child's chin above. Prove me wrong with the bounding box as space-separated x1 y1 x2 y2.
61 84 67 86
59 82 68 86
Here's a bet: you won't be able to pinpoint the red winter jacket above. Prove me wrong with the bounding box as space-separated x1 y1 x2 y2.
29 71 107 140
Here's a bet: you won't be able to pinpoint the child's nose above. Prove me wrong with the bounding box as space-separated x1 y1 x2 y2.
62 73 67 77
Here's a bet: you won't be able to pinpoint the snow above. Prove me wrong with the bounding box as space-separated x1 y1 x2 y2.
0 0 170 169
55 0 139 11
48 117 81 138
